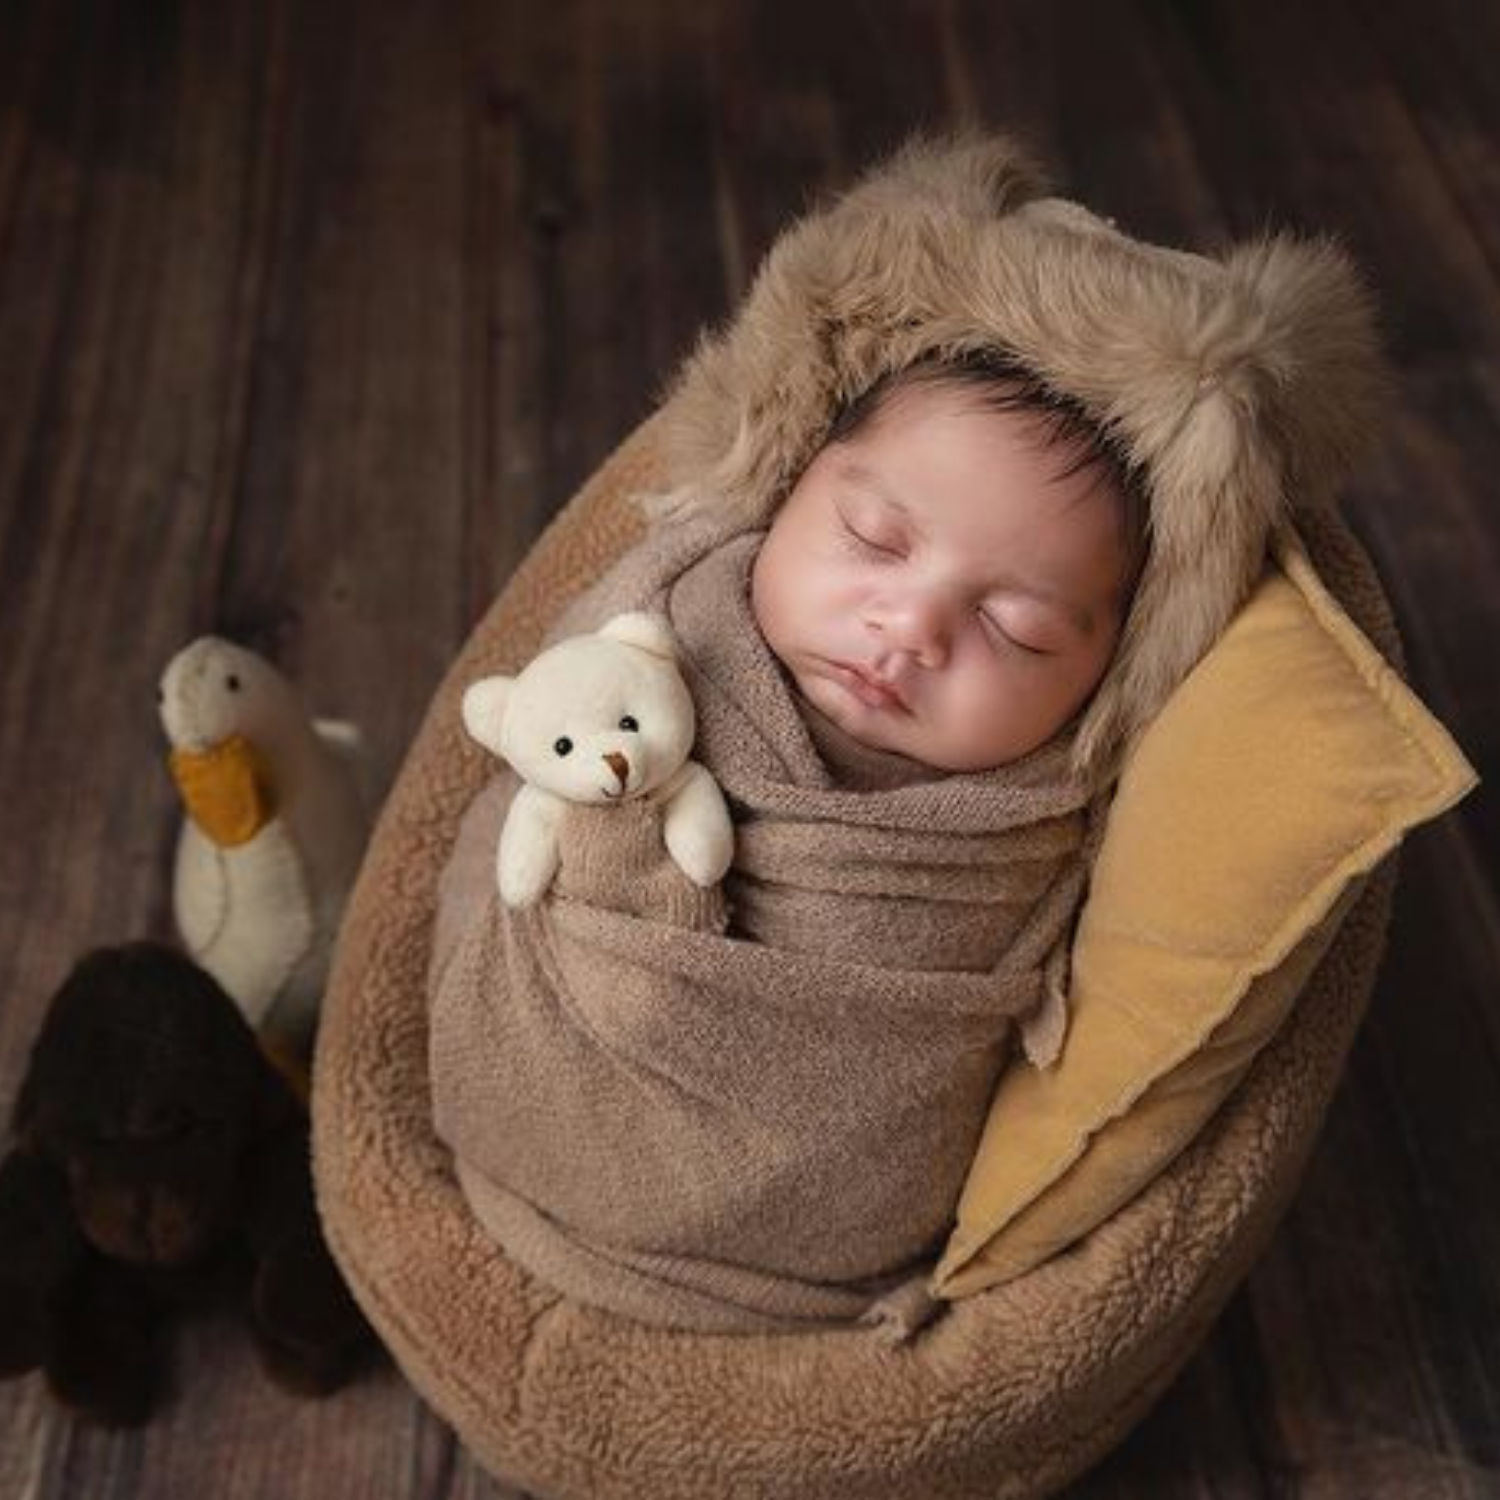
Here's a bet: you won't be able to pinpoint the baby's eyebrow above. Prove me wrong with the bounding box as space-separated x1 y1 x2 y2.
836 459 1097 639
838 460 924 534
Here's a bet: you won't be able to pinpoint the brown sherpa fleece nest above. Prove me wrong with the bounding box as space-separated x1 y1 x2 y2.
311 405 1399 1496
313 131 1401 1496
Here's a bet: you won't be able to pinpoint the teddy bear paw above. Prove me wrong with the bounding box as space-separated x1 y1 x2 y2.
664 822 732 888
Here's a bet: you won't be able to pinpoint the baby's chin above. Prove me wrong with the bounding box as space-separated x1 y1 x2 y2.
794 670 1046 774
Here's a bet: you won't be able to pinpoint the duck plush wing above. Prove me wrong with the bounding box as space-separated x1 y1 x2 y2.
313 717 365 763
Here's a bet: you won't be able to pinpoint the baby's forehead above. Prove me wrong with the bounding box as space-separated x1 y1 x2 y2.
802 385 1137 613
840 376 1100 471
822 402 1113 518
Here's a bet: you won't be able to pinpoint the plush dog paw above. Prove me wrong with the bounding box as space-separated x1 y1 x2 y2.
0 1277 49 1377
46 1258 167 1427
0 1152 84 1378
250 1230 376 1396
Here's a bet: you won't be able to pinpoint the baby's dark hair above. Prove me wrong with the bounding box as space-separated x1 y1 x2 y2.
824 349 1150 605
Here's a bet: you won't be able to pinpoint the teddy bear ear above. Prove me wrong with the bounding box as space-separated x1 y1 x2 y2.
598 612 679 662
461 676 514 756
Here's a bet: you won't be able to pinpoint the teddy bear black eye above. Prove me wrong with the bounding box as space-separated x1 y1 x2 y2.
618 715 639 732
226 674 241 692
554 737 573 757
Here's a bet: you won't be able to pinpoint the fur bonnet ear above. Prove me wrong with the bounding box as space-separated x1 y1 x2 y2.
1065 227 1388 782
461 676 515 756
639 128 1388 785
639 129 1051 527
598 612 679 661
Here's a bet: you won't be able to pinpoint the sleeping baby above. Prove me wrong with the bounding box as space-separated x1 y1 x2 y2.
428 130 1383 1339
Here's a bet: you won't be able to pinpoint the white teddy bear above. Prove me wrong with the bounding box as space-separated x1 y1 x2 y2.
461 612 734 911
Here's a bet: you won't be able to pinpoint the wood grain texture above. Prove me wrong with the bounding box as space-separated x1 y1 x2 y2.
0 0 1495 1495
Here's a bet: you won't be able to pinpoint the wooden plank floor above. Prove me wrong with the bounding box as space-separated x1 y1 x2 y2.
1 0 1496 1494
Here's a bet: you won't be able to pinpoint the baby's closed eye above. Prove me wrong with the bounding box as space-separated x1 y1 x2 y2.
835 507 904 559
978 609 1051 656
833 501 1056 657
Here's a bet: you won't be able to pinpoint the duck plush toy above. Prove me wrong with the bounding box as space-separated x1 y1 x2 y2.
160 637 368 1074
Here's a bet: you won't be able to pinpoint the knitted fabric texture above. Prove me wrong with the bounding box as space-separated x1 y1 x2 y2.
429 511 1106 1337
552 798 731 933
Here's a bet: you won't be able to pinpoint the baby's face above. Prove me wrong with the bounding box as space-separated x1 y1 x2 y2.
750 382 1132 772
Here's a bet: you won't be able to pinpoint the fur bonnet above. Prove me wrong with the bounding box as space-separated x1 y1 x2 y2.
641 129 1389 785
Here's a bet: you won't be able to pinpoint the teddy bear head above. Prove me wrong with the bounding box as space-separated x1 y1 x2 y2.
461 612 698 804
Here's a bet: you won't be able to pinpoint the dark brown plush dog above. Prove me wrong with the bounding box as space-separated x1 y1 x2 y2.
0 942 376 1425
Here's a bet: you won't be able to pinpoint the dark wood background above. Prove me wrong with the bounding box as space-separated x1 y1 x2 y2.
1 0 1496 1495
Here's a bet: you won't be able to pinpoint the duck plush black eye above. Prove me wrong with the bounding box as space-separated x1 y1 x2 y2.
619 716 639 732
553 737 573 757
226 674 241 692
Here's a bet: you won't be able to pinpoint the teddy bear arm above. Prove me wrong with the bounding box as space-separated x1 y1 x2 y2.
498 783 565 907
661 761 735 888
0 1150 87 1377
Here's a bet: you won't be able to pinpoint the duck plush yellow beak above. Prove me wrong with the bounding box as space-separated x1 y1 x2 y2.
168 735 276 847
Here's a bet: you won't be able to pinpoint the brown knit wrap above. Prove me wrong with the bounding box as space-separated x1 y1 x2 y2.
428 510 1106 1336
554 798 731 934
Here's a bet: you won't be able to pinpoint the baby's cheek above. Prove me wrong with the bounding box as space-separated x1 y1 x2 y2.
757 549 826 647
779 542 838 600
961 671 1013 726
805 555 867 615
945 663 1024 741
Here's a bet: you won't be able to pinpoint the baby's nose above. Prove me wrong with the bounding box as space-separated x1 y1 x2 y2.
870 592 951 667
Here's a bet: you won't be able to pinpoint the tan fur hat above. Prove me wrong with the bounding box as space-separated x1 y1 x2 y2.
641 129 1389 784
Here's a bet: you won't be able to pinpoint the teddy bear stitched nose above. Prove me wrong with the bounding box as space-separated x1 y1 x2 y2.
603 751 630 788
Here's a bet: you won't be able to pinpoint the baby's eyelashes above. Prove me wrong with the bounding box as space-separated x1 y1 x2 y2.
836 513 903 560
979 610 1049 656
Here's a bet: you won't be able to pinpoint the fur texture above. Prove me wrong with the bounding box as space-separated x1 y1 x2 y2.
641 129 1389 783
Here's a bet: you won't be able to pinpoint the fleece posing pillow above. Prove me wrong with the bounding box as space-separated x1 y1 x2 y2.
934 523 1478 1297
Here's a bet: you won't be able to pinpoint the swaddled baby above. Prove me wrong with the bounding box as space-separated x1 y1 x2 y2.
428 357 1141 1340
429 130 1382 1340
